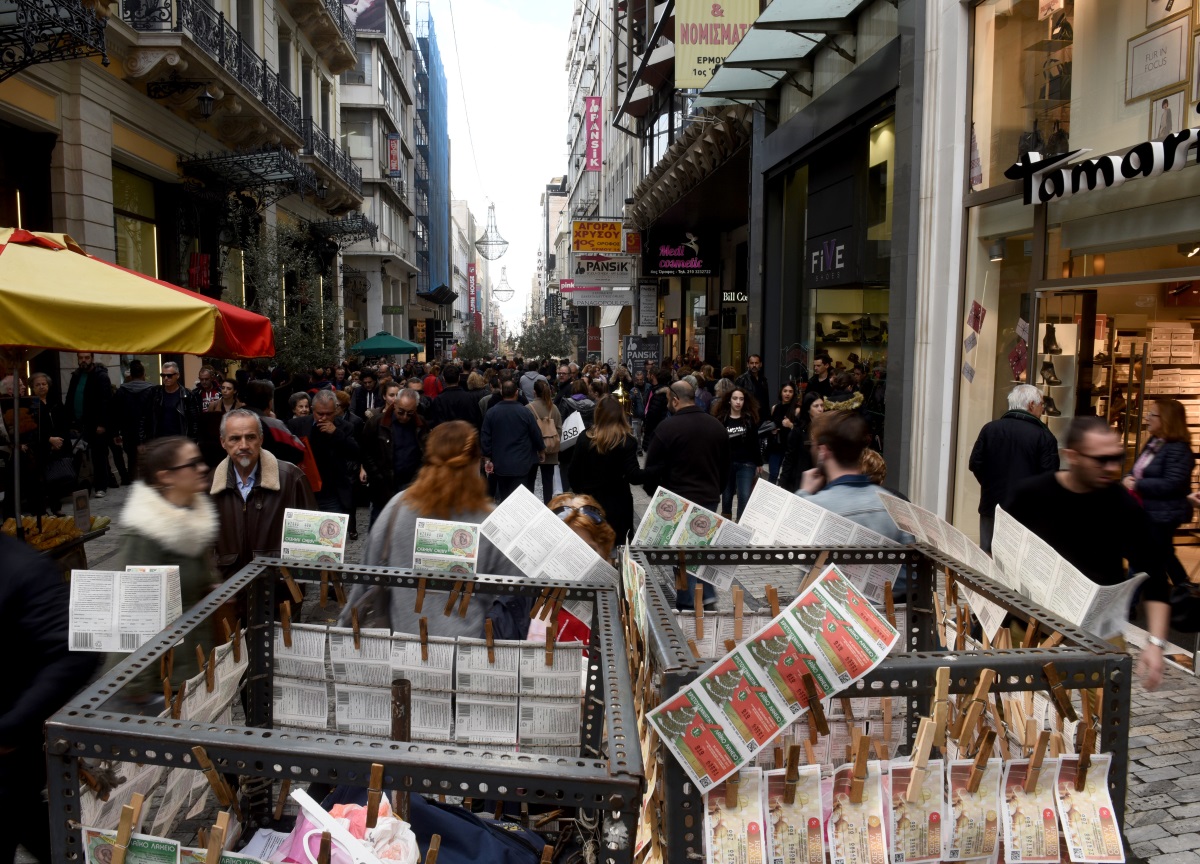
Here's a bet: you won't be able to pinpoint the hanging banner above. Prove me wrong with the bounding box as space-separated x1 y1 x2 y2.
639 280 658 327
675 0 758 88
467 263 477 315
571 253 638 288
387 133 402 177
570 290 635 307
624 231 642 254
572 220 624 252
560 279 598 293
584 96 602 172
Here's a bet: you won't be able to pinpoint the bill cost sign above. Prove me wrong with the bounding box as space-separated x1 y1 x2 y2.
676 0 758 88
572 220 623 253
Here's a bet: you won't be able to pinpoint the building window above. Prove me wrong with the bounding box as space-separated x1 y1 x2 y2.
278 34 292 89
112 166 157 279
301 58 313 119
341 48 372 86
343 117 373 159
236 0 254 48
321 81 331 133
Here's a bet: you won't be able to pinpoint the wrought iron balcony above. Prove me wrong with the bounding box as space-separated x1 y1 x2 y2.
304 117 362 196
319 0 354 54
122 0 303 139
0 0 109 84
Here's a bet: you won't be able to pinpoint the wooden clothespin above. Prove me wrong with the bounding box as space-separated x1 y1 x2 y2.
805 710 820 744
171 679 186 720
195 644 208 691
799 553 827 594
687 638 701 659
160 646 175 682
197 829 208 850
968 727 996 762
1024 730 1050 794
1075 727 1096 792
724 771 739 809
458 581 475 618
493 800 504 821
782 745 801 804
724 638 737 654
954 605 967 651
694 588 704 640
426 833 442 864
802 739 816 765
444 580 464 616
279 566 304 604
840 697 857 736
207 647 217 693
956 669 996 749
849 736 870 804
415 578 427 613
545 613 557 667
966 732 993 794
273 780 291 821
533 809 564 829
162 677 173 709
1042 662 1078 723
540 845 554 864
529 585 551 619
313 831 331 864
766 585 780 618
1022 618 1040 649
547 587 566 621
931 667 950 748
989 694 1012 760
366 763 384 829
204 811 230 864
884 582 896 629
1050 730 1065 758
319 571 330 608
675 551 689 592
1023 718 1038 757
351 607 362 650
1040 631 1065 649
733 587 744 641
801 674 828 735
419 617 430 662
192 746 235 811
222 618 242 663
945 566 958 607
331 572 347 605
110 793 145 864
906 717 935 803
279 601 292 648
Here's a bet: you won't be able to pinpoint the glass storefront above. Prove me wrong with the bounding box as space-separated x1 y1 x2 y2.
951 0 1200 542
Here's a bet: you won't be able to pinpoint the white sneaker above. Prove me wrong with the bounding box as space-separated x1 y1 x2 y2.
94 490 106 499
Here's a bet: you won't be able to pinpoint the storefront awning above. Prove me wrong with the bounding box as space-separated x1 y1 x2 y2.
701 67 785 101
721 29 821 71
752 0 872 33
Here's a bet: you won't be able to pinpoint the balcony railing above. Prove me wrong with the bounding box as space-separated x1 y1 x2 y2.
123 0 303 139
319 0 356 54
304 118 362 195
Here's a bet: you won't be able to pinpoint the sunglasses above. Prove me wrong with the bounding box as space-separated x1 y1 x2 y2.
395 407 416 418
1076 452 1124 467
553 504 605 525
161 372 179 379
167 456 205 471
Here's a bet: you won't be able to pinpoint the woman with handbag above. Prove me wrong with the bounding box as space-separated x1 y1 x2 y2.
1123 398 1195 589
526 378 562 504
567 396 644 547
347 420 526 640
29 372 73 515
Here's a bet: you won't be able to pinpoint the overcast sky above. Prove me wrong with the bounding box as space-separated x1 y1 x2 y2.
426 0 569 330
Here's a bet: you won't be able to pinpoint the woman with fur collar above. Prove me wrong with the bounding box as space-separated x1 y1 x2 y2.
112 435 219 693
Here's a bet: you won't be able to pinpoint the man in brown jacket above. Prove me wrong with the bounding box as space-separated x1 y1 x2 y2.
210 408 315 580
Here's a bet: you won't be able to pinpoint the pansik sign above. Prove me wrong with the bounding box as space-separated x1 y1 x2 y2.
572 253 638 288
623 335 660 369
585 96 603 172
572 220 624 252
467 262 477 315
387 133 401 177
1005 127 1200 205
675 0 758 88
570 290 634 306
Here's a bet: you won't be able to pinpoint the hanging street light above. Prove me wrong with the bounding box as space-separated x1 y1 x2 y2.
493 266 514 302
475 203 509 260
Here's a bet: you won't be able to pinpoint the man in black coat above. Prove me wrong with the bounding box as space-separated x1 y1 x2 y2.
428 364 483 428
350 369 383 419
642 366 671 446
735 354 770 413
293 390 360 532
968 383 1059 551
0 536 99 863
481 380 545 502
145 361 201 444
640 380 730 611
65 352 114 497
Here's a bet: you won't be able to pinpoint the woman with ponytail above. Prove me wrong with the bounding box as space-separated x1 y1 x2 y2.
348 420 526 639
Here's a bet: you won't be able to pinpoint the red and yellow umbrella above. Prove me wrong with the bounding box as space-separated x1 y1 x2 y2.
0 227 274 358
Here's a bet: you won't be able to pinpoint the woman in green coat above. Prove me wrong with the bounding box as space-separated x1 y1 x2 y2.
110 435 219 698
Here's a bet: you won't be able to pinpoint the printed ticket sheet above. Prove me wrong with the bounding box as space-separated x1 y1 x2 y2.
480 485 618 585
273 678 329 729
69 569 180 652
1002 759 1062 863
519 696 582 743
390 632 456 690
889 760 946 864
329 626 392 686
412 518 479 574
456 636 520 695
273 622 327 680
764 765 825 864
1056 754 1124 863
455 693 518 744
334 682 393 737
280 507 349 564
649 563 898 791
519 642 584 697
181 850 267 864
631 487 754 591
83 829 180 864
946 759 1003 861
704 768 767 864
124 565 183 621
828 760 888 864
410 690 454 741
148 767 193 839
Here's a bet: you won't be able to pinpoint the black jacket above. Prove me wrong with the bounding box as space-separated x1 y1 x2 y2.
735 370 770 414
350 386 385 419
64 364 112 434
1130 439 1195 526
145 384 202 442
643 387 670 442
641 405 730 509
113 379 155 442
361 412 429 507
429 385 483 429
292 415 360 506
481 399 544 476
567 432 644 544
0 536 99 790
778 419 814 493
968 410 1059 514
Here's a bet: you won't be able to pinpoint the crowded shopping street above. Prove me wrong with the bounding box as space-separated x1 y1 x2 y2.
3 0 1200 862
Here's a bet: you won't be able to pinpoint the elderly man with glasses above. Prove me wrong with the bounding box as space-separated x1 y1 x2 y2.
361 388 428 526
145 361 201 445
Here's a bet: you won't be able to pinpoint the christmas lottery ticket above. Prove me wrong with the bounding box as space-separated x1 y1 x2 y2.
829 760 888 864
1055 754 1123 863
704 768 767 864
888 760 946 864
946 759 1003 861
1002 759 1062 863
764 765 825 864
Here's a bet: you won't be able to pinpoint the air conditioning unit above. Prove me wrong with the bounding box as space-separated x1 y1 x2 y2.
345 319 360 329
585 53 597 70
404 12 411 24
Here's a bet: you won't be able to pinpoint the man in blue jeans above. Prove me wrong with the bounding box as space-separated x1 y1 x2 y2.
641 379 730 610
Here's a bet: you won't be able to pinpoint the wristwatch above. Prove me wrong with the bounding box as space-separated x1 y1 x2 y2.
1147 634 1167 649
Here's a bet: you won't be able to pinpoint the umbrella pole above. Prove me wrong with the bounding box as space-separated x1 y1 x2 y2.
11 363 21 541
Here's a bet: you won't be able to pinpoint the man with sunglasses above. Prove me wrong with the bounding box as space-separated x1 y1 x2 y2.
145 361 200 444
1007 415 1170 690
361 389 427 526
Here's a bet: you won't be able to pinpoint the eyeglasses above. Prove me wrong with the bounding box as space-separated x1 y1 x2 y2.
161 372 178 379
553 504 605 525
395 407 416 418
167 456 205 472
1076 451 1124 467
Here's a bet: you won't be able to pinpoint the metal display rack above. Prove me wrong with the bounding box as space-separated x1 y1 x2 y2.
629 543 1134 863
45 558 644 864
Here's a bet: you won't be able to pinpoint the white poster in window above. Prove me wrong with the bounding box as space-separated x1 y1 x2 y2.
1147 0 1191 29
1126 17 1189 102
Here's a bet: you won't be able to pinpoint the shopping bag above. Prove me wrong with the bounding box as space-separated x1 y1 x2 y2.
560 411 585 450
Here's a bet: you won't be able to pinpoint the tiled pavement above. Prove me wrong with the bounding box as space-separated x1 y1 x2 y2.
25 480 1200 862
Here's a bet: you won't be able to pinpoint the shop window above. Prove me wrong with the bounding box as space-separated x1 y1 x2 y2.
112 167 158 279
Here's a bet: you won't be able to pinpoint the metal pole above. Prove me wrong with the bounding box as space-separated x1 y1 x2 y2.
12 355 22 539
391 678 412 822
